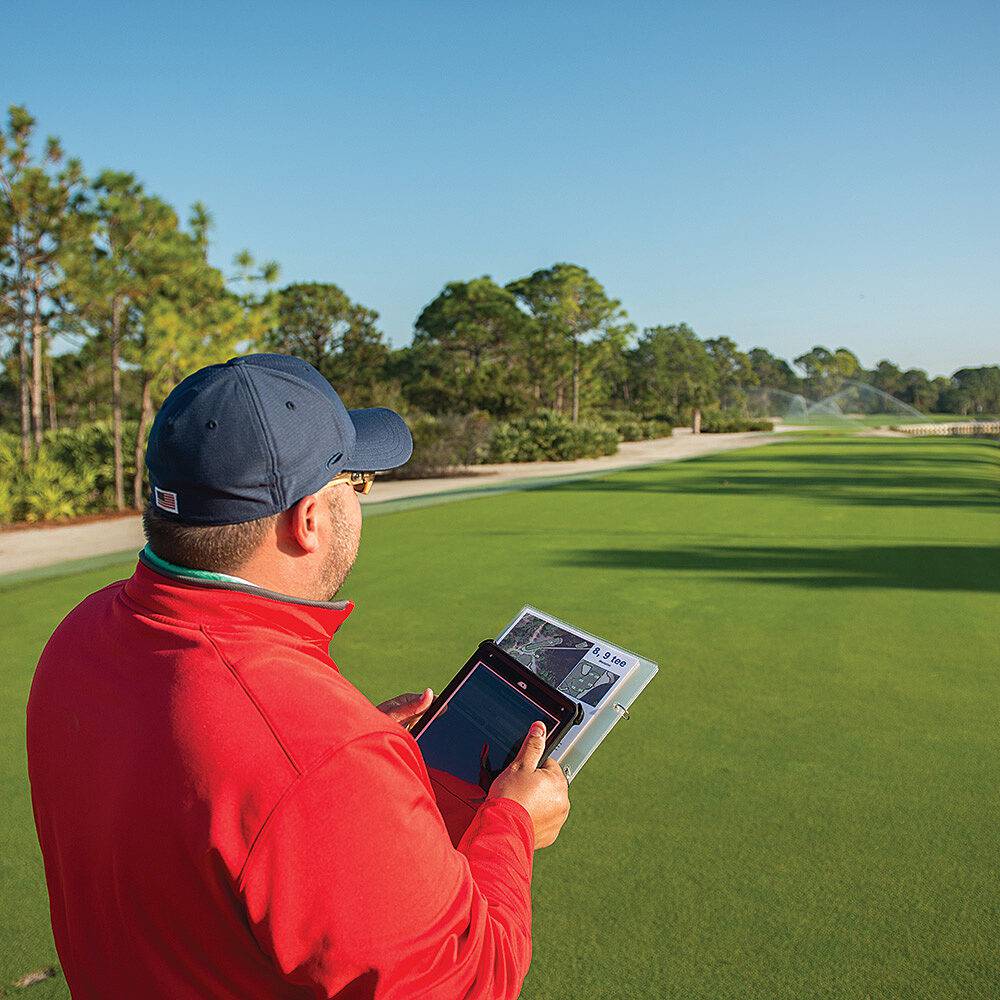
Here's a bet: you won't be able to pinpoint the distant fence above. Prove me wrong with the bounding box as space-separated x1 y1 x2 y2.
894 421 1000 438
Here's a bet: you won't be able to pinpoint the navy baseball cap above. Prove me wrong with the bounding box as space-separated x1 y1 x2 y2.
145 353 412 525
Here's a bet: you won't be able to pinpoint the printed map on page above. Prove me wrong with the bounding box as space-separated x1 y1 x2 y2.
498 609 636 710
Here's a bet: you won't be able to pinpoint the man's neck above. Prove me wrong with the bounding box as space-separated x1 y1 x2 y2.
139 545 347 610
141 545 256 587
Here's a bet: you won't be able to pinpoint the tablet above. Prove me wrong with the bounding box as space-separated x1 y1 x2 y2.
411 640 582 844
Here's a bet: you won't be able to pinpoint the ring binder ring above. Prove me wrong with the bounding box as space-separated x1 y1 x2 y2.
614 703 630 721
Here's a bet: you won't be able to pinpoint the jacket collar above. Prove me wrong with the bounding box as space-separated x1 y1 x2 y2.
140 544 256 587
123 555 354 646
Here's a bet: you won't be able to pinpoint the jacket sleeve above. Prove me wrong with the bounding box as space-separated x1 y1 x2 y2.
238 730 535 999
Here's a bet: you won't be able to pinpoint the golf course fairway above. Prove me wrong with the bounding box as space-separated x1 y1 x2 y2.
2 434 997 999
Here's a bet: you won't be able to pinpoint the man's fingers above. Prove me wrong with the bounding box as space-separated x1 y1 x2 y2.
376 692 420 717
514 721 547 771
541 756 566 780
377 688 433 725
399 688 434 726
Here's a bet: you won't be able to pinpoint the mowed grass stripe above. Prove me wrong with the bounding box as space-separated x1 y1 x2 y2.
1 436 997 998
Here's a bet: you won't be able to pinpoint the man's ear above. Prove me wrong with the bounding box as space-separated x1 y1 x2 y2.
285 492 324 554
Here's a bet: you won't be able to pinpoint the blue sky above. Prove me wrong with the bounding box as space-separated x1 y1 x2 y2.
7 1 999 375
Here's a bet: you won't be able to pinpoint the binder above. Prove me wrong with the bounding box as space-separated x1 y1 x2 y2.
497 606 659 781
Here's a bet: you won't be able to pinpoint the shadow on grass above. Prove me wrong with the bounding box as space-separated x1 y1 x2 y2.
560 544 1000 593
553 440 999 511
557 476 997 511
752 450 999 468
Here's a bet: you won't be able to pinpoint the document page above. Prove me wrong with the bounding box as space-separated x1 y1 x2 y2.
497 607 639 729
496 606 658 779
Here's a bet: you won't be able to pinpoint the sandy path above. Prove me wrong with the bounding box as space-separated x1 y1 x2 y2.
0 428 789 575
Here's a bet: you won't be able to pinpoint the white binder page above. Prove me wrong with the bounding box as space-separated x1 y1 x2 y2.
497 606 658 779
498 607 637 716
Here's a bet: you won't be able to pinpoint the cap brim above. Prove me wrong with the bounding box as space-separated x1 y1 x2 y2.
347 407 413 472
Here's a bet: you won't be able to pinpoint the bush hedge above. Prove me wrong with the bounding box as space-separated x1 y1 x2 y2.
488 410 619 462
387 412 493 479
2 408 690 525
698 411 774 433
0 422 140 524
601 411 674 441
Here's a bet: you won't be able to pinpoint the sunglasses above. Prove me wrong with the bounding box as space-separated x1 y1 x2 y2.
326 470 378 496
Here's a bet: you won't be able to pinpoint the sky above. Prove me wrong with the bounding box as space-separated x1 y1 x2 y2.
6 1 999 376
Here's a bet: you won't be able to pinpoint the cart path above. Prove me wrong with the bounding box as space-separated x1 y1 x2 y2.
1 427 794 576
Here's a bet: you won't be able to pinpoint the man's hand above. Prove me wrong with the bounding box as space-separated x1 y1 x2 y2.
488 722 570 849
377 689 434 730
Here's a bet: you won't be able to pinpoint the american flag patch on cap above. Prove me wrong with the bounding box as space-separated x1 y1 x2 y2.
154 487 179 513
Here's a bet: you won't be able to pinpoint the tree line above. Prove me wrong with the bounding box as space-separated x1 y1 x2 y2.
3 104 998 515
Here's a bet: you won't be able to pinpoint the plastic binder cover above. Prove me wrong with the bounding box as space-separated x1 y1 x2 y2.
496 606 658 782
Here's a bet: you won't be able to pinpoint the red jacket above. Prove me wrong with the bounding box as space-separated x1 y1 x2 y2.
26 561 534 999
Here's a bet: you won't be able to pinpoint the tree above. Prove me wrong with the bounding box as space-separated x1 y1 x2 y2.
705 336 757 411
0 192 15 435
946 366 1000 415
506 263 631 422
64 172 189 508
898 368 936 411
127 232 262 510
832 348 863 384
794 345 862 398
410 276 535 416
631 324 717 429
929 376 952 413
0 107 284 522
868 360 903 399
748 347 801 394
228 243 280 343
0 105 35 461
794 345 834 397
264 283 389 405
0 105 87 458
46 339 114 424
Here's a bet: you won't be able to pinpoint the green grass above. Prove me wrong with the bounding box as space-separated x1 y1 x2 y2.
787 412 997 428
2 435 998 998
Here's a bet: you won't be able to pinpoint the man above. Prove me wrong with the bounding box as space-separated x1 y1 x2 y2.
27 353 570 999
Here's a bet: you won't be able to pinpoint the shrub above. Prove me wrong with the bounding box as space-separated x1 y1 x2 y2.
601 409 677 439
388 412 494 479
610 417 673 441
0 406 638 524
698 411 774 433
18 457 99 523
0 477 17 525
0 422 140 525
44 421 140 509
488 410 619 463
0 434 19 523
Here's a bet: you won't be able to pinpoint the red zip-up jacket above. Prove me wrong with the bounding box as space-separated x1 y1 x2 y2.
26 560 535 999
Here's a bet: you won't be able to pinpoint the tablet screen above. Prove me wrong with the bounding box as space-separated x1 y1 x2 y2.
418 659 559 799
